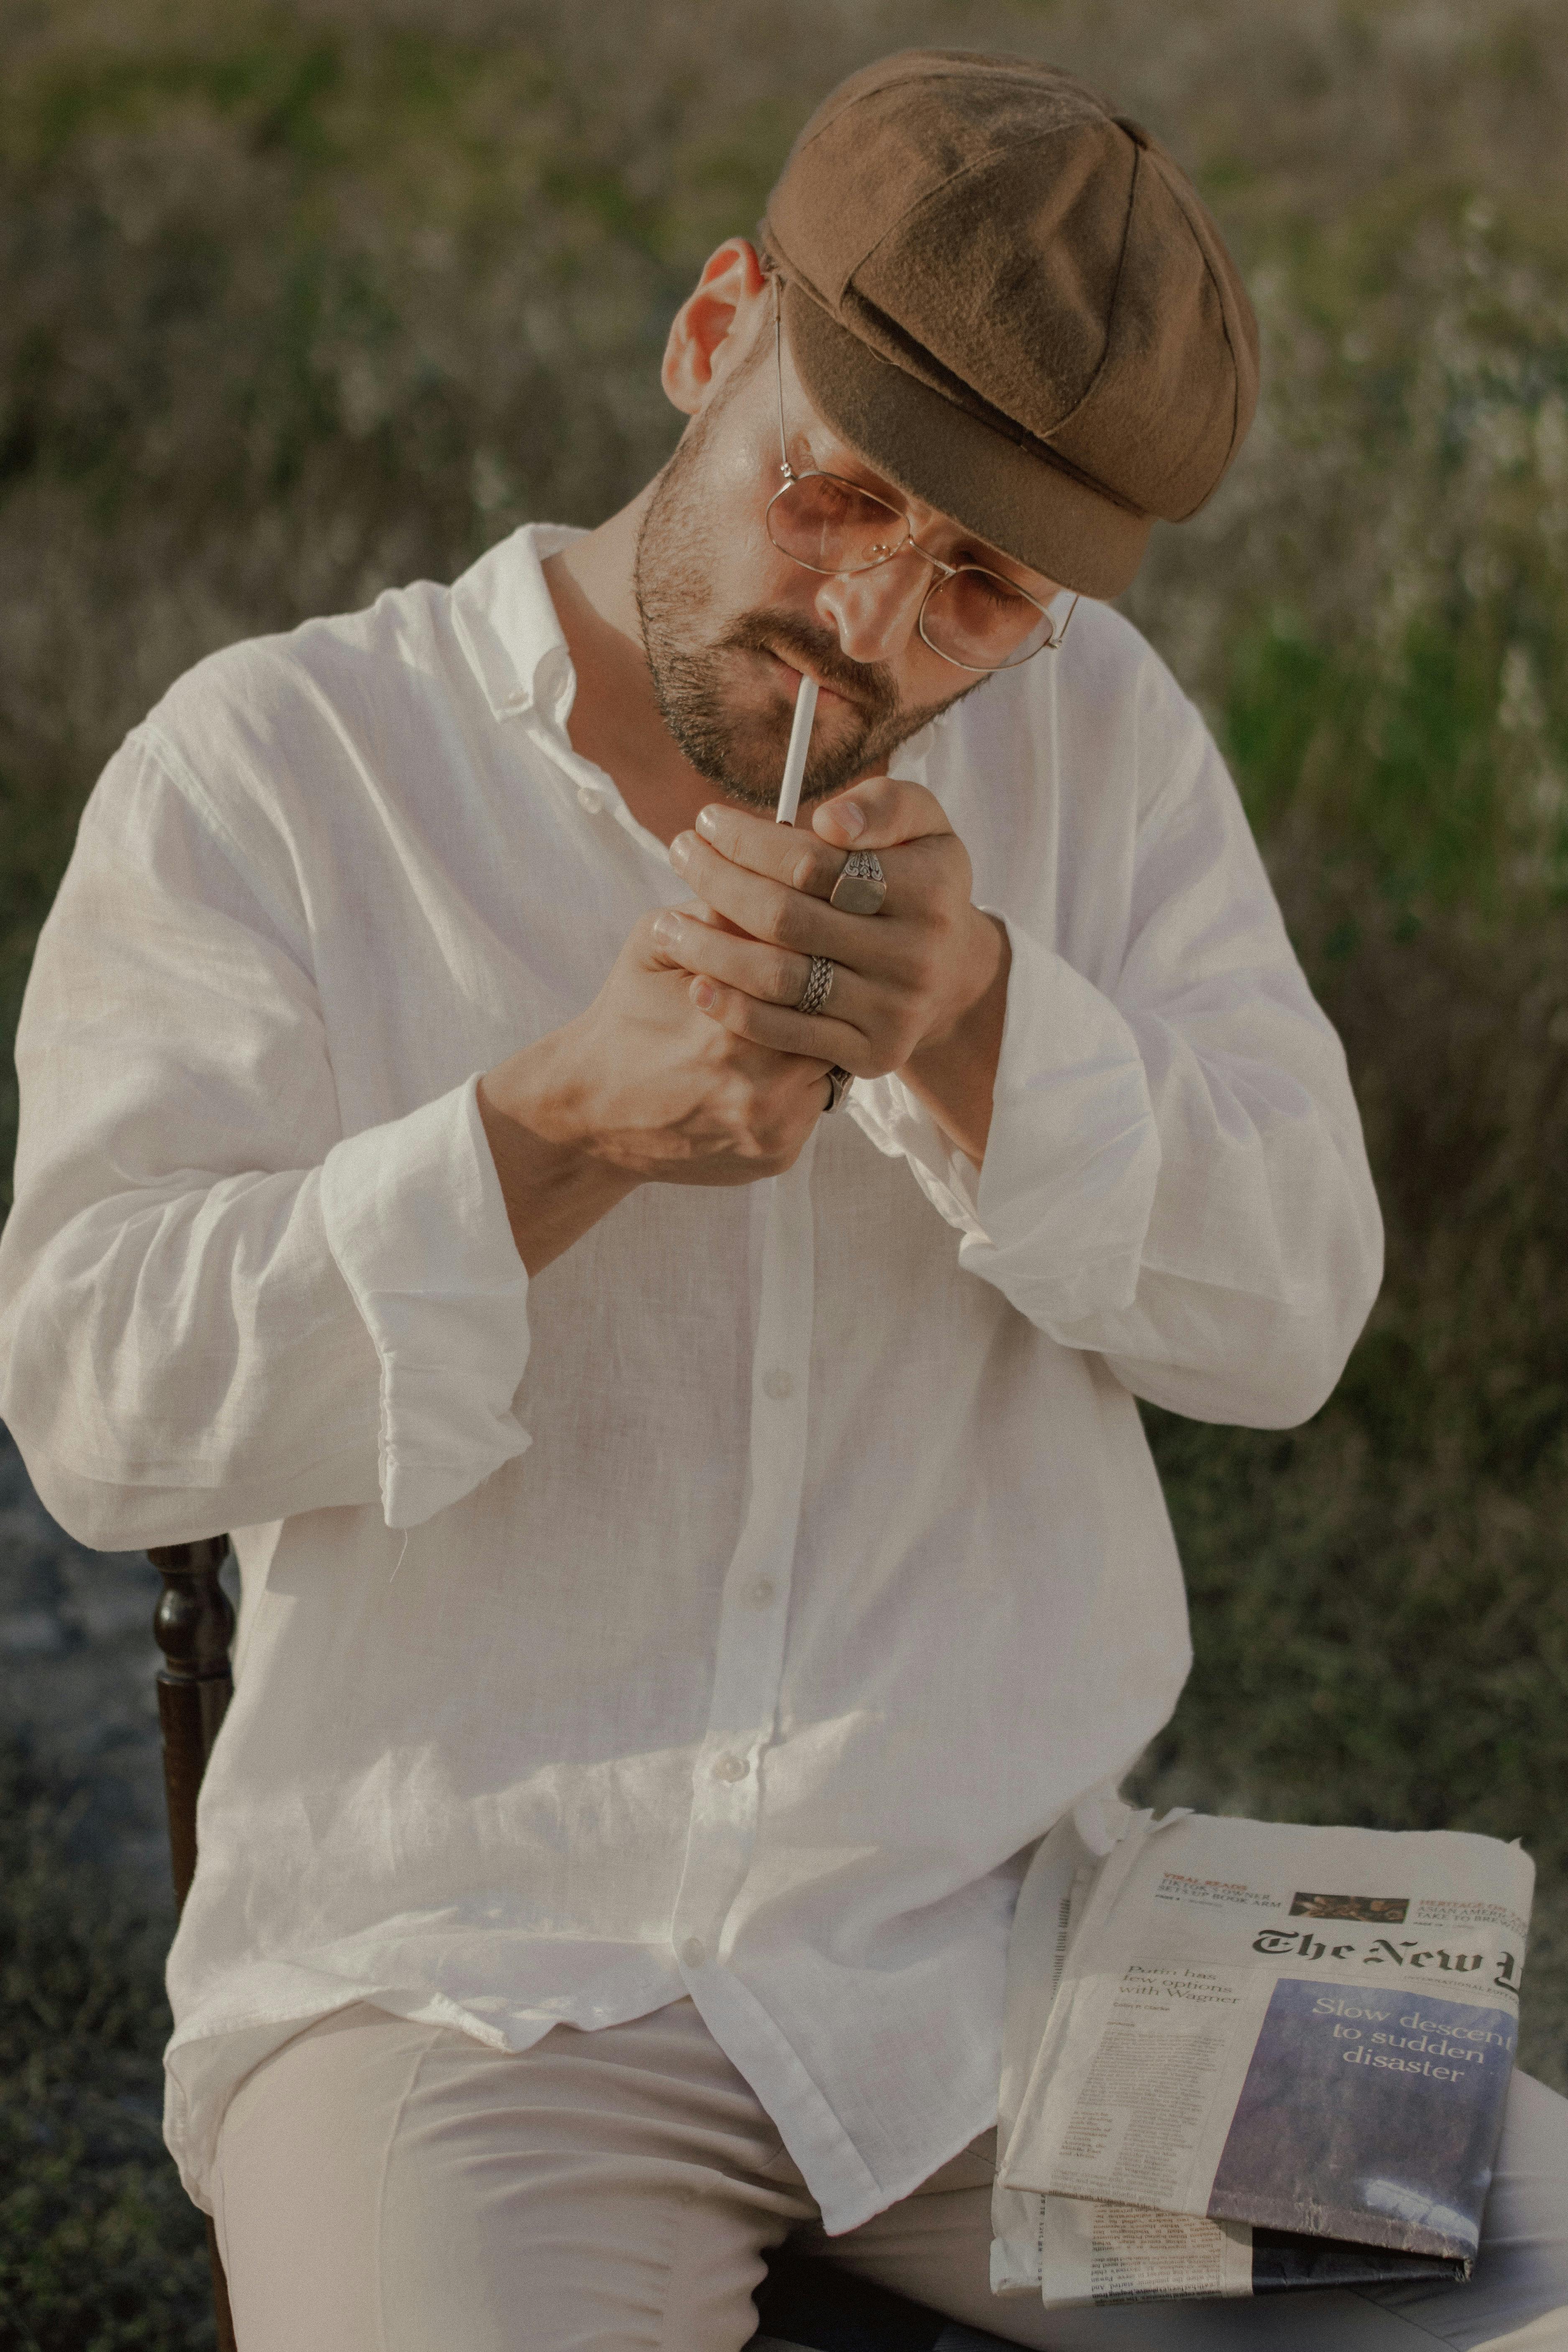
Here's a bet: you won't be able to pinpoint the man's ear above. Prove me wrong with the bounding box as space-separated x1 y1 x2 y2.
661 238 770 420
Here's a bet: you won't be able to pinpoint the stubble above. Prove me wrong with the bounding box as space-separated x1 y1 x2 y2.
632 402 971 811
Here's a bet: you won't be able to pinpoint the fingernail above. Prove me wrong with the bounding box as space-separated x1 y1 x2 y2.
695 806 722 837
669 834 693 869
652 913 680 947
692 979 717 1010
826 796 864 838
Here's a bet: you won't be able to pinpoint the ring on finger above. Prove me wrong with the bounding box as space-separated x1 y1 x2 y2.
797 954 835 1016
823 1066 852 1112
829 848 887 916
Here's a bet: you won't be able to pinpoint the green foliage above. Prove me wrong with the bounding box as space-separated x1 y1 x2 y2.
0 1741 212 2351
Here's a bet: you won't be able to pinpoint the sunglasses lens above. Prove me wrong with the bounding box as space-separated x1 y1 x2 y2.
767 476 908 574
768 478 1067 672
921 571 1058 670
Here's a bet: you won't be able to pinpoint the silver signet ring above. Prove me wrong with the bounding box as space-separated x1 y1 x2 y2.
829 848 887 916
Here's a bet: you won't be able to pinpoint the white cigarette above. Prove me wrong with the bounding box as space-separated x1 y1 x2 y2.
774 672 819 826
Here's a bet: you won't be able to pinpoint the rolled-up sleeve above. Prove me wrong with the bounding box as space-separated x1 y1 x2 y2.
320 1082 530 1529
0 731 530 1548
849 717 1383 1429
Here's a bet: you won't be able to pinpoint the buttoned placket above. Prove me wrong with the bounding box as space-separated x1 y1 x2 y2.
520 651 683 872
516 638 839 1981
671 1139 817 1979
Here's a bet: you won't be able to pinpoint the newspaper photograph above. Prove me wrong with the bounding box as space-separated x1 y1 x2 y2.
992 1800 1532 2303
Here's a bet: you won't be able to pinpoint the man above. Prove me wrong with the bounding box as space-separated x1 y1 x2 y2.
1 48 1563 2352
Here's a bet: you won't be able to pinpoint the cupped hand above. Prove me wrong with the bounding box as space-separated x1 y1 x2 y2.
482 909 834 1190
655 777 1005 1080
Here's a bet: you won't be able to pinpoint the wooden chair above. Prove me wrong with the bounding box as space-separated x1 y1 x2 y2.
150 1533 239 2352
148 1534 1013 2352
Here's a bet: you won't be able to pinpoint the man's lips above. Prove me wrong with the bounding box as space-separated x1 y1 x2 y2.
762 646 862 712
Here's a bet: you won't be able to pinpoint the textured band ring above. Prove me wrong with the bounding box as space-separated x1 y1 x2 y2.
823 1066 852 1112
829 848 887 916
797 954 835 1016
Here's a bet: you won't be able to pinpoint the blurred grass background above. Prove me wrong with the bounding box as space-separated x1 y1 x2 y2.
1 0 1566 2340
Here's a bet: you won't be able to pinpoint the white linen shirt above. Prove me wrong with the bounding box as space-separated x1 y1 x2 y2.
0 522 1382 2230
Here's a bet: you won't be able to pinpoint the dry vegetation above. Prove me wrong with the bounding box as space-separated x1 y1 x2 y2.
1 0 1566 2340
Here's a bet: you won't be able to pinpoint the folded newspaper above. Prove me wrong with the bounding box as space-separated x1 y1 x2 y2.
992 1797 1532 2312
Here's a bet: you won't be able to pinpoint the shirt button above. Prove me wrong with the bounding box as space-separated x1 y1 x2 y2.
748 1577 776 1610
681 1936 706 1969
761 1366 795 1400
712 1752 747 1783
577 786 605 813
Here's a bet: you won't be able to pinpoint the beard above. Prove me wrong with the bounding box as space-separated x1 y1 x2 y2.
632 403 974 811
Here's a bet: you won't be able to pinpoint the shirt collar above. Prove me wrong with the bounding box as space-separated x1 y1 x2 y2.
449 521 588 723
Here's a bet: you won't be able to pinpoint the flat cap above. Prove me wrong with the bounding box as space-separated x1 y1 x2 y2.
760 51 1259 597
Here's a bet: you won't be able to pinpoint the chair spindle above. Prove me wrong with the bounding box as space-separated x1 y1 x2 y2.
150 1534 238 2351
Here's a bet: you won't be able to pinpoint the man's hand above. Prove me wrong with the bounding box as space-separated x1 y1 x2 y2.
477 912 834 1272
656 777 1010 1161
659 778 990 1077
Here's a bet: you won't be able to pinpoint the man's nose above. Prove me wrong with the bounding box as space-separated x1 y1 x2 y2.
813 556 930 668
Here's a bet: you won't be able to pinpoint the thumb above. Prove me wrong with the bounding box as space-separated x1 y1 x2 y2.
812 774 951 850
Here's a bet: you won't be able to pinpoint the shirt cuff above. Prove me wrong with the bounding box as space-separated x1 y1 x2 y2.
320 1075 532 1530
848 915 1162 1330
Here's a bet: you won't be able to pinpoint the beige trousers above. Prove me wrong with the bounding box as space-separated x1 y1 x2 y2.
212 1995 1568 2352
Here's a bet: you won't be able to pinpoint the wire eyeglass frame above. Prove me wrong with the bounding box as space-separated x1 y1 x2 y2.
763 277 1078 674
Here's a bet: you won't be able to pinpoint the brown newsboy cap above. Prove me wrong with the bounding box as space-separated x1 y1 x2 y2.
760 51 1259 598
